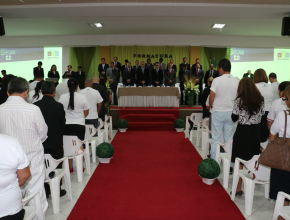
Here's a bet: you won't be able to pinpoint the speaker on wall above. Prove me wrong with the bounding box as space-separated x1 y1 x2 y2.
281 17 290 36
0 17 5 36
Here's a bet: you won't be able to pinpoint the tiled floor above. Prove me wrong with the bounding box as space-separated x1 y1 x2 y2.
45 130 275 220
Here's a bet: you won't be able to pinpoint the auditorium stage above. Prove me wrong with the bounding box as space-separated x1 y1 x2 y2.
110 106 203 129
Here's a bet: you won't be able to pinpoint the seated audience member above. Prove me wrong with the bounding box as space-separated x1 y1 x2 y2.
269 72 280 102
201 77 214 119
269 86 290 218
0 74 16 105
164 63 176 87
204 64 219 88
0 77 48 219
79 78 103 132
170 59 177 71
179 64 190 105
192 58 203 70
123 62 135 86
243 70 253 79
98 58 109 76
34 81 66 198
29 73 44 91
179 57 190 71
267 81 290 130
92 76 110 122
0 134 31 220
106 62 119 105
59 78 90 172
55 75 79 101
76 66 86 89
48 64 60 86
27 80 44 104
159 58 165 71
231 77 265 197
136 61 150 86
62 65 75 79
33 61 44 78
151 62 163 87
254 69 273 149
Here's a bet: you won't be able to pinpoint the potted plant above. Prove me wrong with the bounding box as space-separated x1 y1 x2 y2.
183 75 200 107
174 119 185 132
198 158 220 185
96 142 114 163
117 119 128 132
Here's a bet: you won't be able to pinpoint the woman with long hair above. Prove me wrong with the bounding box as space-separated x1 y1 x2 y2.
58 78 90 172
48 64 60 86
27 80 44 103
231 77 265 197
269 85 290 220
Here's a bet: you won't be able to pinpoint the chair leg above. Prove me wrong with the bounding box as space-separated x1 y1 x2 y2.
231 160 240 201
49 178 60 214
63 159 72 201
75 155 83 183
272 193 285 220
84 142 91 175
196 128 200 147
244 179 255 216
91 140 97 163
223 160 230 189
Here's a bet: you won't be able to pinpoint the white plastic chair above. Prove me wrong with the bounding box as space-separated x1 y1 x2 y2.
272 192 290 220
231 155 270 216
201 118 210 151
63 136 91 182
216 139 233 189
44 154 72 214
190 113 203 145
22 191 43 220
104 115 113 142
85 119 104 163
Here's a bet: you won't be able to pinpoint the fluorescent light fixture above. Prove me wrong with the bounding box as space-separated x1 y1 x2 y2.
212 24 226 28
88 23 102 27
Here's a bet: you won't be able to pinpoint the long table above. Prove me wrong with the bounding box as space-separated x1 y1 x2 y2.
117 87 181 107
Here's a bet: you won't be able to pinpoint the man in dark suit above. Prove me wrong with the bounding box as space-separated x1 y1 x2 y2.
179 57 190 71
164 63 176 86
192 63 204 105
136 61 150 86
123 62 135 86
170 59 177 71
76 66 86 89
62 65 75 78
159 58 166 71
204 63 219 87
133 60 140 81
145 58 154 75
33 61 44 78
98 58 109 76
33 81 66 198
192 58 203 70
106 62 119 105
179 64 190 105
121 59 129 75
243 70 253 79
151 62 163 87
92 76 109 121
113 56 122 79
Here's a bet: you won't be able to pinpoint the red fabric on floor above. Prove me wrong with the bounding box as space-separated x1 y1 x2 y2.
67 131 245 220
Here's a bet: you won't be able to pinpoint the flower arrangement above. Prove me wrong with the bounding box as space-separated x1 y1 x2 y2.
184 75 200 95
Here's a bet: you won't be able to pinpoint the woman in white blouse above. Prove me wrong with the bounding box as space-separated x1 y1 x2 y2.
59 78 90 172
27 80 44 104
254 69 273 149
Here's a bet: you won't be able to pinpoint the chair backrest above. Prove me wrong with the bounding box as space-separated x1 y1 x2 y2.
44 154 64 180
202 118 209 129
63 136 83 157
222 139 233 154
85 125 97 140
98 118 104 130
190 113 203 125
243 155 271 182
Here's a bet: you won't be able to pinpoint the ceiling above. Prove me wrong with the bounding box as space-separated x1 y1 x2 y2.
0 1 290 37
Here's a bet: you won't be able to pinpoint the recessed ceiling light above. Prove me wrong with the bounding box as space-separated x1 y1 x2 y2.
88 23 102 28
212 24 226 28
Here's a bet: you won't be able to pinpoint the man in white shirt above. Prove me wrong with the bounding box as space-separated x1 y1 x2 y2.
55 75 79 101
79 79 103 134
0 77 48 219
209 59 239 160
269 72 280 101
29 73 44 91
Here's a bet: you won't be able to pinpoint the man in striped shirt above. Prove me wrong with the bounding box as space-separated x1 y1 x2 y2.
0 77 48 219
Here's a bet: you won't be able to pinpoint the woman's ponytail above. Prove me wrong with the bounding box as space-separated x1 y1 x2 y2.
67 78 79 110
32 80 44 101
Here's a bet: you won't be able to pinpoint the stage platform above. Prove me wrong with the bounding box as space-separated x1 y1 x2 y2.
110 106 203 129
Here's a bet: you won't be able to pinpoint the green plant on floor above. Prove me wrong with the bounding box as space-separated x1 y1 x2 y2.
198 158 220 179
117 119 128 129
174 119 185 129
96 142 114 158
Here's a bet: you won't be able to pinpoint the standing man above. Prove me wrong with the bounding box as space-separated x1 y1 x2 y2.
121 59 129 75
209 59 239 160
76 66 86 89
33 61 44 78
269 72 280 101
145 58 154 75
98 58 109 76
164 63 176 87
151 62 163 87
123 62 135 86
106 62 119 105
179 57 190 71
62 65 75 78
113 56 122 80
79 79 103 130
192 58 203 70
159 58 166 71
170 59 177 71
1 69 7 80
204 63 219 88
133 60 140 80
179 64 190 105
136 61 150 86
33 81 66 198
0 77 48 219
193 63 204 104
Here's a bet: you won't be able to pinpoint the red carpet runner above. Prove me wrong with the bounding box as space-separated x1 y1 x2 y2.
67 131 245 220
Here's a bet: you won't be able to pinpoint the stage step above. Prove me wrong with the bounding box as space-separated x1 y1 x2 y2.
123 114 176 123
128 122 175 131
